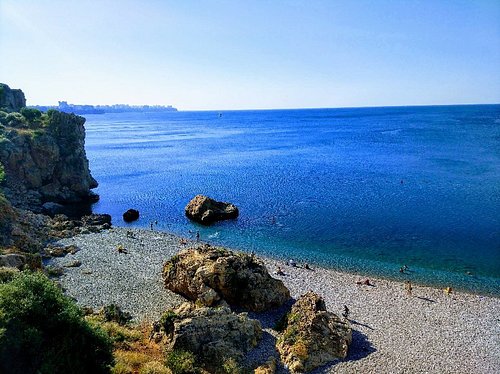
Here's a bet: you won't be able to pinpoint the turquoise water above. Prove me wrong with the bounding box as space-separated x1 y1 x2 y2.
83 105 500 295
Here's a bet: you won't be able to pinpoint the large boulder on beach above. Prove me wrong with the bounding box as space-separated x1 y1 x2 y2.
156 302 261 371
122 209 139 222
162 244 290 311
185 194 239 225
277 292 352 373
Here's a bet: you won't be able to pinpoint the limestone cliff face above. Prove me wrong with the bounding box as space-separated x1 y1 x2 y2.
0 83 26 112
0 86 98 210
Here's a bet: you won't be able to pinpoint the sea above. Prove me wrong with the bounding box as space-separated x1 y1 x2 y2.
82 105 500 296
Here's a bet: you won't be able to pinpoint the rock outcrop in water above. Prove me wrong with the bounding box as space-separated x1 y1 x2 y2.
163 244 290 311
185 194 239 225
277 292 352 373
0 85 98 211
123 209 139 222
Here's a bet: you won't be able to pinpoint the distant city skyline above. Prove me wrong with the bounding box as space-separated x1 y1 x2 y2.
1 0 499 110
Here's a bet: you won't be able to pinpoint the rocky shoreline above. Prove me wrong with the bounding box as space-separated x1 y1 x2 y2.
2 84 499 373
49 227 500 373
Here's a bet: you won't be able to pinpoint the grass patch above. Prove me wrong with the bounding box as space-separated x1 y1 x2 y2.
165 349 197 374
140 361 172 374
86 316 142 346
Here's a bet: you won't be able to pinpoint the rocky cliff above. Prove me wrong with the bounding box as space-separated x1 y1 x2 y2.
0 84 98 211
0 83 26 112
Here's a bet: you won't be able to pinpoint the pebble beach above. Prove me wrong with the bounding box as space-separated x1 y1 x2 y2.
49 227 500 374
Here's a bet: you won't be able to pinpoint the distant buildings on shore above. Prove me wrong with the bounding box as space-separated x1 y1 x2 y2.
29 101 178 115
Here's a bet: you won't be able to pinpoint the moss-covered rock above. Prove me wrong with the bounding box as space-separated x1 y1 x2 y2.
158 302 262 373
276 292 352 373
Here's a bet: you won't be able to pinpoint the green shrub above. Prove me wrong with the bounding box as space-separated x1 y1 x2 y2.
165 350 197 374
0 162 5 184
0 111 8 125
46 109 58 118
221 357 243 374
159 310 177 335
20 108 42 128
0 267 18 283
5 112 27 128
20 107 42 122
100 304 133 325
0 271 114 374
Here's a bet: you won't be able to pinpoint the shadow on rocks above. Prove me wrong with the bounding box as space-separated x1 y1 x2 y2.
345 329 376 361
241 300 375 373
235 298 296 329
244 330 294 374
306 329 376 373
243 331 280 371
241 299 296 373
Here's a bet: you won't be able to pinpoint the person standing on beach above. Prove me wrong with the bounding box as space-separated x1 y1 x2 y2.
342 305 350 319
196 231 200 242
405 280 412 296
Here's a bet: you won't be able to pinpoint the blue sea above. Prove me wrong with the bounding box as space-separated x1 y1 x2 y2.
83 105 500 296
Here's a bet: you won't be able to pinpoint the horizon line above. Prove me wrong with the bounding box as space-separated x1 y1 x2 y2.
28 101 500 112
177 102 500 112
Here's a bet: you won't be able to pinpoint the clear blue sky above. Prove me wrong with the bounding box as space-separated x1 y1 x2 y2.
1 0 499 110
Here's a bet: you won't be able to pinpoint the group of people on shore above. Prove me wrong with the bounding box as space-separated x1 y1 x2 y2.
274 258 313 276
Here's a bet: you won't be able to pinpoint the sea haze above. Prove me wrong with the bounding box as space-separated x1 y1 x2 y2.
84 105 500 295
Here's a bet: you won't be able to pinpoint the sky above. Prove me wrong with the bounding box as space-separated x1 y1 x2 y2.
1 0 499 110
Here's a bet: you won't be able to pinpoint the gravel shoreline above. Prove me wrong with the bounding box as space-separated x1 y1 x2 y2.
49 227 500 373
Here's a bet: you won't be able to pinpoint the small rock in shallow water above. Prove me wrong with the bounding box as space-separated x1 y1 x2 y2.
123 209 140 222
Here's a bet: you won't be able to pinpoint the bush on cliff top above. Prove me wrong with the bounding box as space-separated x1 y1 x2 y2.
0 271 114 374
0 161 5 184
20 107 43 129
